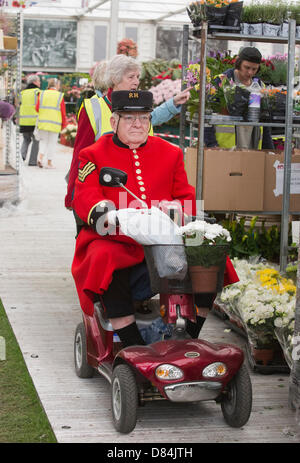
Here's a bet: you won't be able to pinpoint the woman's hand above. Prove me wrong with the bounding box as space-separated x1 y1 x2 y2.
173 87 192 106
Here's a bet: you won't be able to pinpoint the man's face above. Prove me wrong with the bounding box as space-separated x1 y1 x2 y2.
238 60 260 81
114 70 140 91
110 111 151 147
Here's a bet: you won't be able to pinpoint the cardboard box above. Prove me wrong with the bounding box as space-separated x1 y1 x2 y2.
3 36 17 50
263 153 300 212
185 147 198 189
185 148 265 211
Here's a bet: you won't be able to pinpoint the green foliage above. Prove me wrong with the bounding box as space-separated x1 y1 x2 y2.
221 216 292 263
139 59 181 90
289 2 300 25
242 0 299 25
61 72 90 91
185 242 229 267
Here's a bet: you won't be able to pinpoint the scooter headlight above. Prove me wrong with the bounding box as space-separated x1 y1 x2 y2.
155 364 183 380
202 362 227 378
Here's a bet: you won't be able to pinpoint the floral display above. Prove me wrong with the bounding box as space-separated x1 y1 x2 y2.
187 0 244 31
184 61 223 116
60 115 77 147
217 259 296 354
139 59 181 92
221 76 250 116
149 79 181 106
117 38 138 58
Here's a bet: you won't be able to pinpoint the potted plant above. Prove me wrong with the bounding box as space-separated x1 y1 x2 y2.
60 122 77 147
261 2 285 36
184 61 227 117
187 0 242 34
178 220 231 293
221 76 250 117
243 2 264 36
260 87 287 121
224 0 244 32
289 1 300 38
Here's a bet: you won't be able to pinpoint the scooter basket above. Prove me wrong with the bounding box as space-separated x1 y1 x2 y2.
143 245 226 295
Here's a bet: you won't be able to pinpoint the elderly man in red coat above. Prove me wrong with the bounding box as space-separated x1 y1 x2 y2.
71 90 238 349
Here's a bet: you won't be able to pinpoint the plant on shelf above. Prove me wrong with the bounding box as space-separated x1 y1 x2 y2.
261 0 288 25
287 1 300 25
206 50 237 76
260 87 287 120
221 76 250 116
184 61 226 117
241 2 264 25
187 0 242 28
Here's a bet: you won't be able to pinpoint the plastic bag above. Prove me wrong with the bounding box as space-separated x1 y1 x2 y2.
116 207 188 280
139 317 173 344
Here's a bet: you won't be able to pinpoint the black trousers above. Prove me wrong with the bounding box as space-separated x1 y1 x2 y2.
102 265 216 319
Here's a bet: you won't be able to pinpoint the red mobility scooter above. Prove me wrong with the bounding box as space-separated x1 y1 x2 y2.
74 167 252 434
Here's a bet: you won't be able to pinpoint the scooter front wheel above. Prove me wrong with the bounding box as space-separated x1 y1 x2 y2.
111 364 138 433
74 322 94 378
220 363 252 428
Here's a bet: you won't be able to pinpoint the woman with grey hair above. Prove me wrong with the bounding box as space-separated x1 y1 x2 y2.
92 60 108 96
65 54 191 210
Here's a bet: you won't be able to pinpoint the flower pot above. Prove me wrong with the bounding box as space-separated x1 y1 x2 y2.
240 23 249 35
224 1 243 28
205 5 228 26
262 23 280 37
251 346 274 366
188 265 220 293
279 21 289 37
248 23 263 36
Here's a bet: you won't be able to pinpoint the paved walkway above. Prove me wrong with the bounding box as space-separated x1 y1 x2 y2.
0 142 299 443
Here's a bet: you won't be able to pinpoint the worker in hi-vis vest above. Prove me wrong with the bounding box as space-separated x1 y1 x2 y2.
205 47 274 151
65 54 191 210
35 77 67 169
19 74 41 166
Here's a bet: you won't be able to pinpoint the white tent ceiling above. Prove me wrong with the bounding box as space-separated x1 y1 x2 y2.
6 0 190 23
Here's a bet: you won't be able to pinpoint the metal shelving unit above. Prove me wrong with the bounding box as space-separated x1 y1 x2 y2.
0 11 22 205
180 20 300 272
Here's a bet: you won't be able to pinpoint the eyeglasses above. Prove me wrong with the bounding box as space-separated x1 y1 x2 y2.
118 114 152 125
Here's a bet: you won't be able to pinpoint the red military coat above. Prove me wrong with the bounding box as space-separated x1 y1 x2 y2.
71 134 238 316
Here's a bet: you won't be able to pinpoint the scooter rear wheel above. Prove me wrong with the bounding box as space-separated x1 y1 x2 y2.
74 322 94 378
111 364 138 433
220 363 252 428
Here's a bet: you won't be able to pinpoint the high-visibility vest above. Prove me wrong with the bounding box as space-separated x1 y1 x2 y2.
84 95 113 140
215 125 263 150
37 90 63 133
83 95 154 141
214 74 263 149
19 88 40 126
